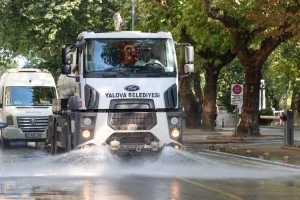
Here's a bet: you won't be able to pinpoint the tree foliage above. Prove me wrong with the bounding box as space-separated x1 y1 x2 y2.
264 40 300 110
130 0 237 129
218 59 244 112
0 0 128 78
0 0 299 132
0 49 18 72
202 0 299 136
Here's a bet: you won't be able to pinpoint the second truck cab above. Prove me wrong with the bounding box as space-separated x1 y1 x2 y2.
0 68 57 146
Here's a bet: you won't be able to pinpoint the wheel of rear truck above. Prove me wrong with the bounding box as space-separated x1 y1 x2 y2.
51 121 58 155
1 138 10 148
35 142 39 149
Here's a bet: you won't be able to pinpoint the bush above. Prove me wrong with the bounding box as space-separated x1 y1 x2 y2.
258 108 274 125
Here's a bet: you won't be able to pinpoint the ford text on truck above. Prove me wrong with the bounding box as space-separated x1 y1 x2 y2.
0 68 57 147
46 30 194 155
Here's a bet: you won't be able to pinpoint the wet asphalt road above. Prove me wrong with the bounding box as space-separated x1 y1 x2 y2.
0 142 300 200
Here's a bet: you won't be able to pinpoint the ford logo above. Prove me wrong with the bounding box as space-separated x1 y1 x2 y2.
30 118 37 125
124 85 140 91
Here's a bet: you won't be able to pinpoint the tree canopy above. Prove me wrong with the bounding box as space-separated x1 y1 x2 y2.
0 0 125 76
0 0 299 131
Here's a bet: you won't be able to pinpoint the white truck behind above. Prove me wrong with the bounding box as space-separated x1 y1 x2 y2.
0 68 57 146
47 30 194 155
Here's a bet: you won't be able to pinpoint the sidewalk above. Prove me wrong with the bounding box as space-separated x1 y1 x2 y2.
183 127 300 166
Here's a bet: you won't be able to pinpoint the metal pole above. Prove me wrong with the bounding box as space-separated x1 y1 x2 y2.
285 80 291 110
131 0 135 31
262 81 265 109
260 86 262 110
234 105 238 137
284 110 294 145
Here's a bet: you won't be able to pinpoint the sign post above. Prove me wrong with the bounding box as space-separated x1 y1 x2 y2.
231 84 243 136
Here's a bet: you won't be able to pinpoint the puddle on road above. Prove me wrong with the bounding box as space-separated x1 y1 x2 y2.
0 146 299 179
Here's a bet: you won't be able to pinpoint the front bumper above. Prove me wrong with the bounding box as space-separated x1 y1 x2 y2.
2 127 46 141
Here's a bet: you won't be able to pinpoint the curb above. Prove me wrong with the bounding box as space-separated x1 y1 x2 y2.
282 145 300 151
183 135 284 144
206 135 284 142
200 149 300 169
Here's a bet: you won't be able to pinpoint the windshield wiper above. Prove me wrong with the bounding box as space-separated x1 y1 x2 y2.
103 71 130 77
103 67 131 77
147 72 175 77
146 73 162 77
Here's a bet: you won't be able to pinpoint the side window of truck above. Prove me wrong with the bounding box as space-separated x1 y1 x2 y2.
0 87 2 105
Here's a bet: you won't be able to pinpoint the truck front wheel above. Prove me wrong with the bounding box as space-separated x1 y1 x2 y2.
1 138 10 148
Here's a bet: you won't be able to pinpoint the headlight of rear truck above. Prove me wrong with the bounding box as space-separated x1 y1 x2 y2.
7 115 13 125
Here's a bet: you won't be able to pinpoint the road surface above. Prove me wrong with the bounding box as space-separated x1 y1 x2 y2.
0 142 300 199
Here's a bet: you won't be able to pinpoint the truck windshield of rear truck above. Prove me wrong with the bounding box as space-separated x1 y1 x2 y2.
4 86 56 106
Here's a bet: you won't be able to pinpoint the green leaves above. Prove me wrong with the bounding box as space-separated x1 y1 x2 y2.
0 0 117 76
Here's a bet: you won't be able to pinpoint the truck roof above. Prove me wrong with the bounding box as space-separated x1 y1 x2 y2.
5 68 50 73
78 31 173 40
0 68 55 87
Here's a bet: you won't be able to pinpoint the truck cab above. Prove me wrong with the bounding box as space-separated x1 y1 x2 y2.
48 30 194 155
0 68 57 147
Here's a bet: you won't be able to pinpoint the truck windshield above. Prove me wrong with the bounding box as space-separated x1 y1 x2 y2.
5 86 56 106
84 38 176 76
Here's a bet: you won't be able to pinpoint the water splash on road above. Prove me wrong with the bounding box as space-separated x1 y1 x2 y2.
0 146 299 179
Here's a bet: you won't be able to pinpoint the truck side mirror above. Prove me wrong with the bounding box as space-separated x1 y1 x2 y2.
184 46 194 74
62 46 72 65
184 64 194 73
61 47 72 74
61 64 71 75
185 46 194 63
0 122 7 129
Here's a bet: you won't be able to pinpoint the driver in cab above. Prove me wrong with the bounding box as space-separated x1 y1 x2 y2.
134 48 162 66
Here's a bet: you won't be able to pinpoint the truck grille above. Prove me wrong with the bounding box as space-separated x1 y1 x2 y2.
17 117 48 133
108 112 157 130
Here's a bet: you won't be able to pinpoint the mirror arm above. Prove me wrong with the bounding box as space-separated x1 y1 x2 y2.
179 72 192 79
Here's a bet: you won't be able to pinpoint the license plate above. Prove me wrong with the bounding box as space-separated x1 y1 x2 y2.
121 145 143 150
25 133 42 138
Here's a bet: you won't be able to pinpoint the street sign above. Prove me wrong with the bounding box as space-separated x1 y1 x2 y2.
231 84 243 105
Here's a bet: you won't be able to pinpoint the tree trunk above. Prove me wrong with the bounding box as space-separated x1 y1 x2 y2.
178 47 202 128
202 66 219 130
236 65 262 136
179 73 203 128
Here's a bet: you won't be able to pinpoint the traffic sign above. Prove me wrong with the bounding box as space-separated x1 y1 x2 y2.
231 84 243 105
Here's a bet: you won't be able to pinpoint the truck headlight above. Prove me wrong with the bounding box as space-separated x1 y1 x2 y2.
171 128 180 138
7 115 13 125
82 130 91 138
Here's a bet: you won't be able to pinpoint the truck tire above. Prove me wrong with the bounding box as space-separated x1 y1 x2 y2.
1 138 10 148
50 120 58 155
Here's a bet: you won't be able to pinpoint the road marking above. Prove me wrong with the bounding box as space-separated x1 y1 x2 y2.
180 178 243 200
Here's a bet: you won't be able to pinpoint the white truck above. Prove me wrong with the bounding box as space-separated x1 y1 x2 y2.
0 68 57 146
46 30 194 155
